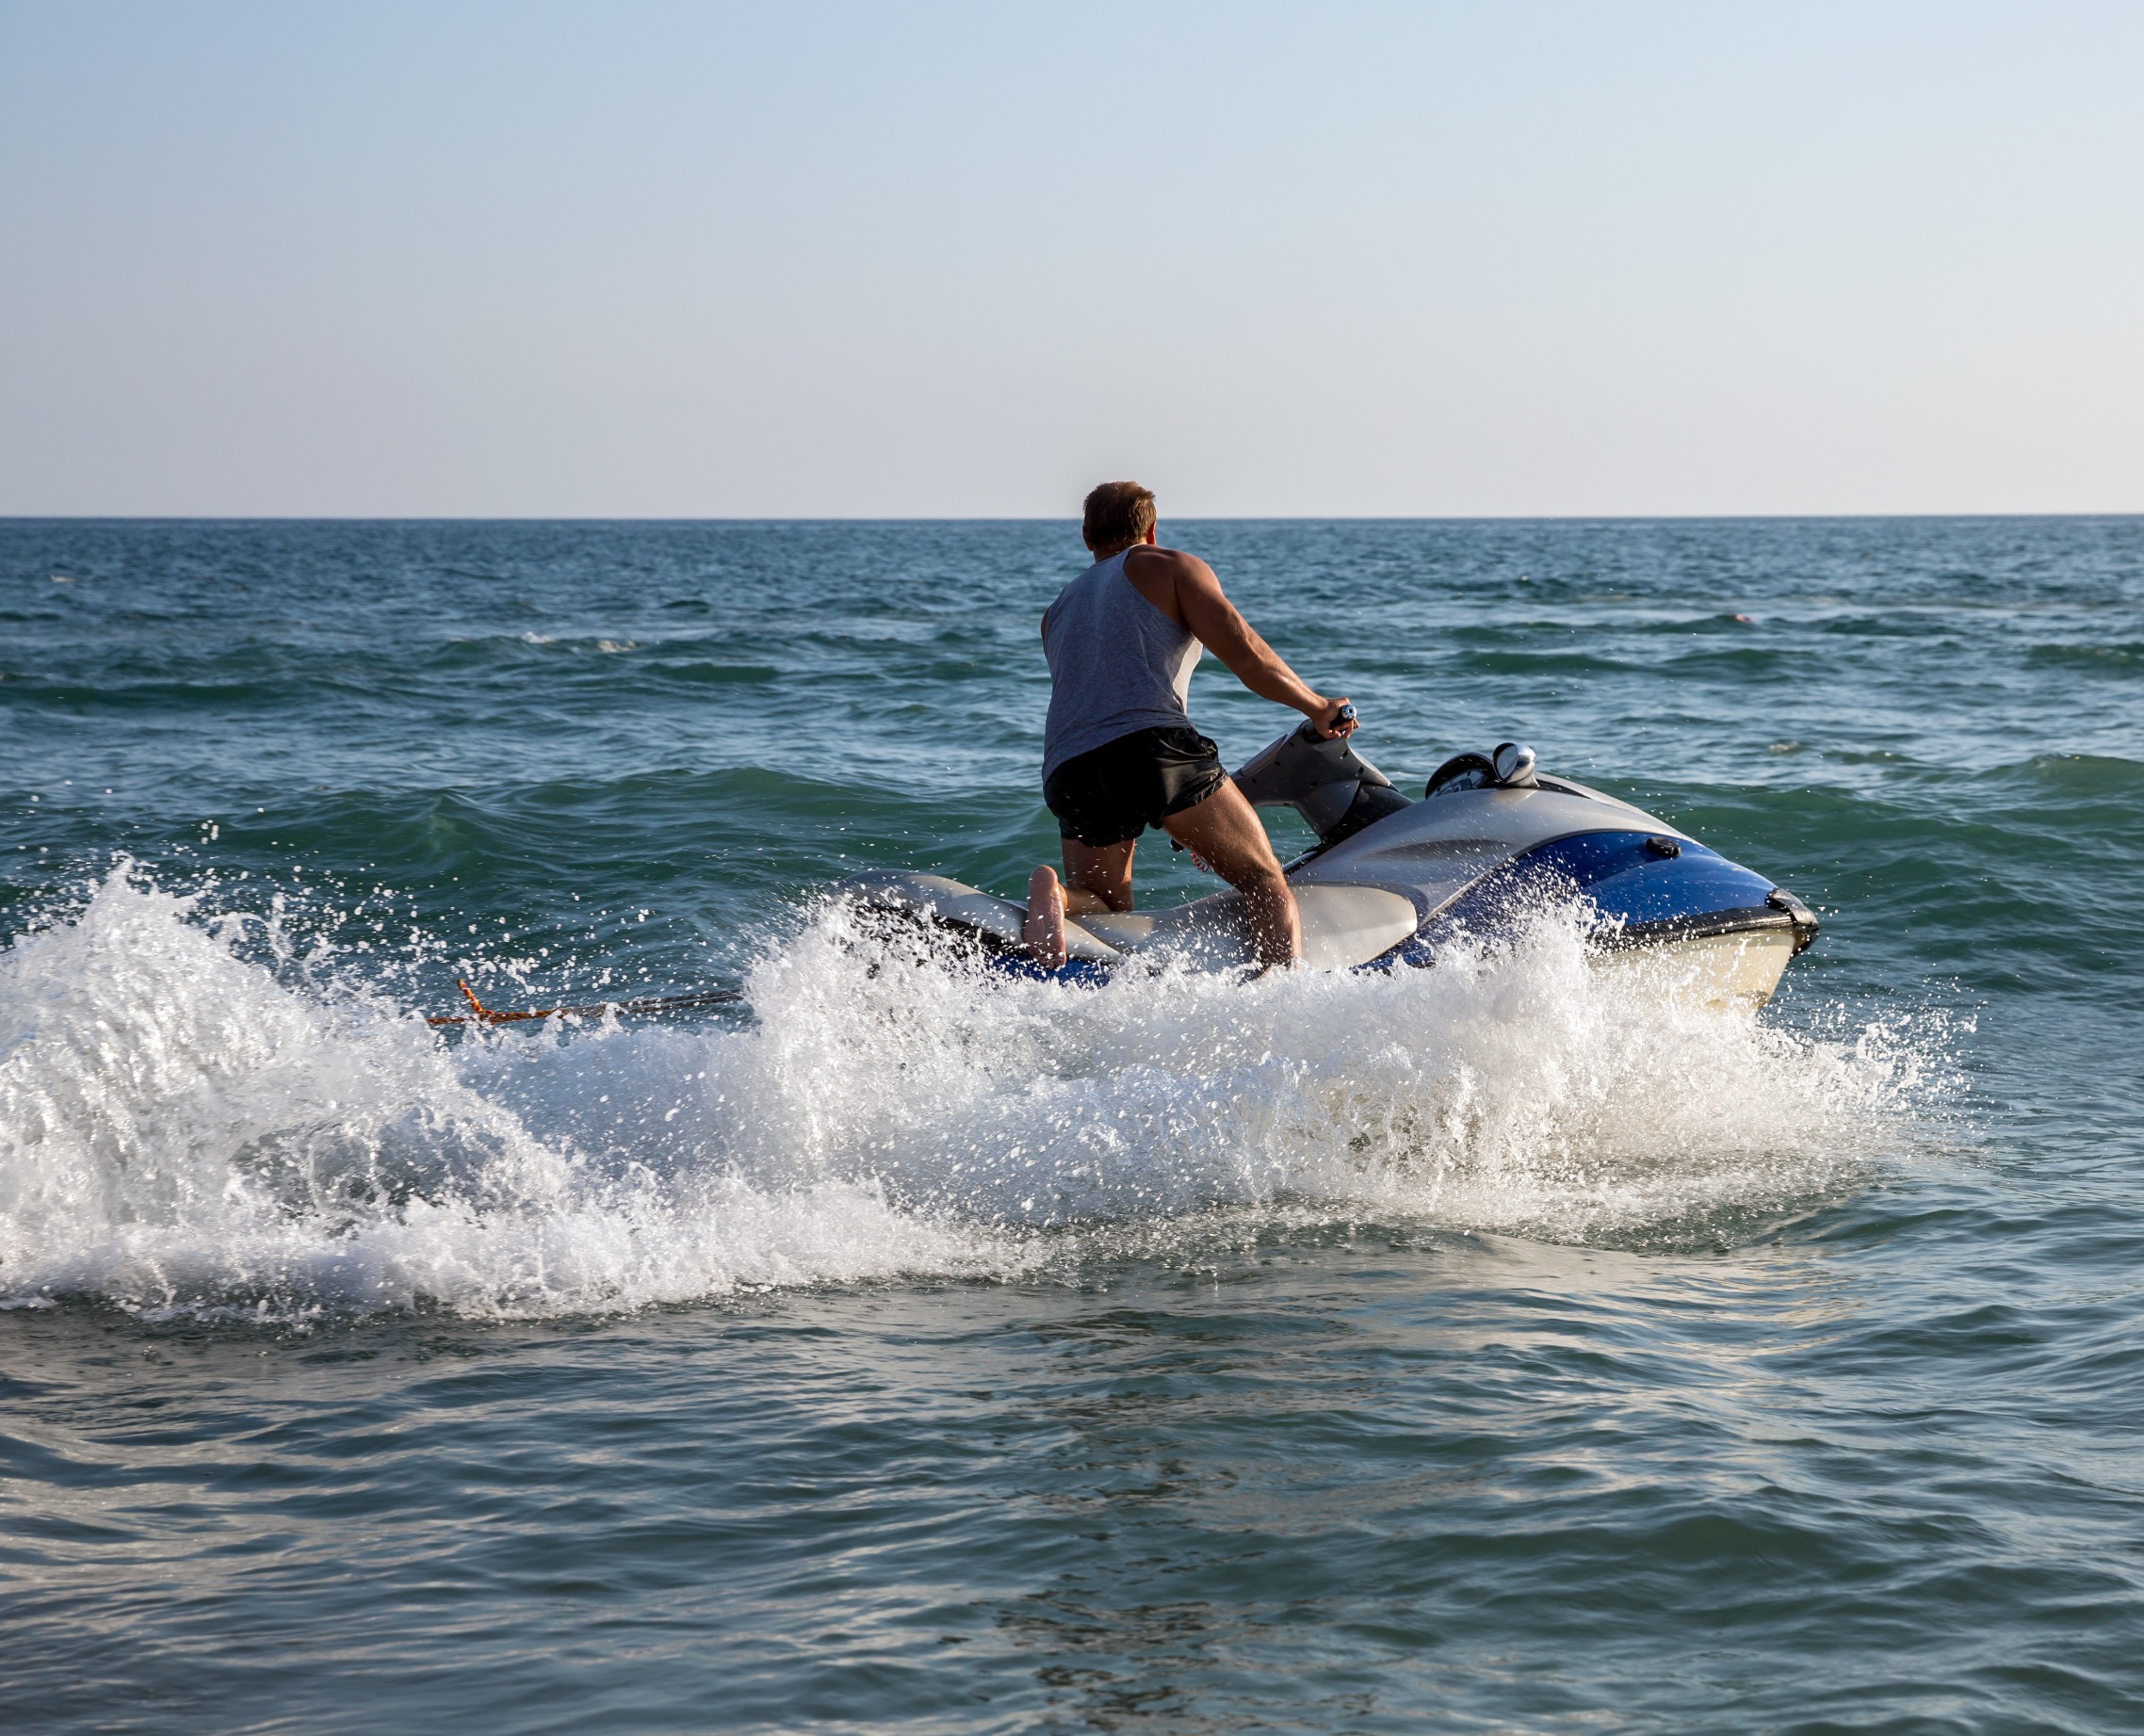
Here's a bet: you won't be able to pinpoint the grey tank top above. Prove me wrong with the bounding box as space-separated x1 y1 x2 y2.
1040 550 1203 781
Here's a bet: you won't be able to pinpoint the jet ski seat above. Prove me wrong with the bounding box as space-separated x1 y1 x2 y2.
838 870 1419 973
1076 883 1417 971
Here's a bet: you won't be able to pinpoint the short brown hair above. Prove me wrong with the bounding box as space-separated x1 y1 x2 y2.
1082 480 1157 551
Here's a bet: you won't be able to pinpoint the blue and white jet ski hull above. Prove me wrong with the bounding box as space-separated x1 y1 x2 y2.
837 736 1817 1012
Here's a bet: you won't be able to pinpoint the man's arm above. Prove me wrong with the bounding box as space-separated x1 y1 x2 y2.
1129 547 1356 738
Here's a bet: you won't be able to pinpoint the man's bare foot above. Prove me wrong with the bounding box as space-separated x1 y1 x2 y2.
1023 865 1067 967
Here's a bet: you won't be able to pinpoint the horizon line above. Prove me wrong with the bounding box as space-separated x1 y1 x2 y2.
5 510 2142 527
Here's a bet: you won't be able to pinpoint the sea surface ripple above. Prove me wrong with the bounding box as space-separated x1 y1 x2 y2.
2 517 2140 1732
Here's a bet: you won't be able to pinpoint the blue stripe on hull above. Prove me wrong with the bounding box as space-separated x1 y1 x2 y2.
984 952 1114 987
1382 831 1780 969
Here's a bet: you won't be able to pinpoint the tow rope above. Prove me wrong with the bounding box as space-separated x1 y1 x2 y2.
426 979 745 1027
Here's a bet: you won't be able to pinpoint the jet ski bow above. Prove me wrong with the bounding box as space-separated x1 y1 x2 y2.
838 722 1818 1011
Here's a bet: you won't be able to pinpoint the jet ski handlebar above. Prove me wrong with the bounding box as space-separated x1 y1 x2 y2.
1231 714 1408 844
1232 714 1550 849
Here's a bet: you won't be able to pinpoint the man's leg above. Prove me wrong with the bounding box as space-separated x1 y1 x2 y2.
1025 838 1135 965
1062 837 1136 913
1161 782 1300 966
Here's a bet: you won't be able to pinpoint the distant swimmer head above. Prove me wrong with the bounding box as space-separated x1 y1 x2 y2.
1082 480 1158 558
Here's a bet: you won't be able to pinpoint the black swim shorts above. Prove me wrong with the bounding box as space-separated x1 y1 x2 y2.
1043 725 1228 849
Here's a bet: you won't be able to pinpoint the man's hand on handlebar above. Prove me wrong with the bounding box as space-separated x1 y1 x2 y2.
1309 697 1358 739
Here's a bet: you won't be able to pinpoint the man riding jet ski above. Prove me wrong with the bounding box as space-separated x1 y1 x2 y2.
839 482 1819 1009
1021 479 1357 969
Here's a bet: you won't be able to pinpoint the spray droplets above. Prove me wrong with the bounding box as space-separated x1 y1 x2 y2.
0 869 1924 1322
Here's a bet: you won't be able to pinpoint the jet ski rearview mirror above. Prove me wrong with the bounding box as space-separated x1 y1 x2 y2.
1425 742 1542 799
1492 742 1539 788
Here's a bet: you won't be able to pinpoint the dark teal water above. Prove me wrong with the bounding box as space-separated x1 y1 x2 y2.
3 518 2140 1733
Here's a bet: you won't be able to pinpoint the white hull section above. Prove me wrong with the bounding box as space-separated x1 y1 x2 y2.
1594 929 1798 1014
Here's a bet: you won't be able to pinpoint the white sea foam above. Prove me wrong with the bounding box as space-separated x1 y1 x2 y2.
0 870 1919 1322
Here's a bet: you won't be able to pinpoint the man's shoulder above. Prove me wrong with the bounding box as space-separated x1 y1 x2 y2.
1122 545 1214 625
1126 546 1220 603
1125 544 1212 579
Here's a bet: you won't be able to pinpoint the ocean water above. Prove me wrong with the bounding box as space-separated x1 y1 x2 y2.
2 516 2139 1734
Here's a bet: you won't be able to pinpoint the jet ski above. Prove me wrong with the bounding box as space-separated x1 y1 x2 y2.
838 722 1819 1011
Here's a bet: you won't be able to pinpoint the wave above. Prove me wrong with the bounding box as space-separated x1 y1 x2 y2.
2025 642 2144 676
0 868 1925 1322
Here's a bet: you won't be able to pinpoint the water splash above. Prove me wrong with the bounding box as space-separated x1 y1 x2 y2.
0 869 1922 1322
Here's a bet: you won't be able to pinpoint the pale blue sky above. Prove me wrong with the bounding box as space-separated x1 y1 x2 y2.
2 2 2138 516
